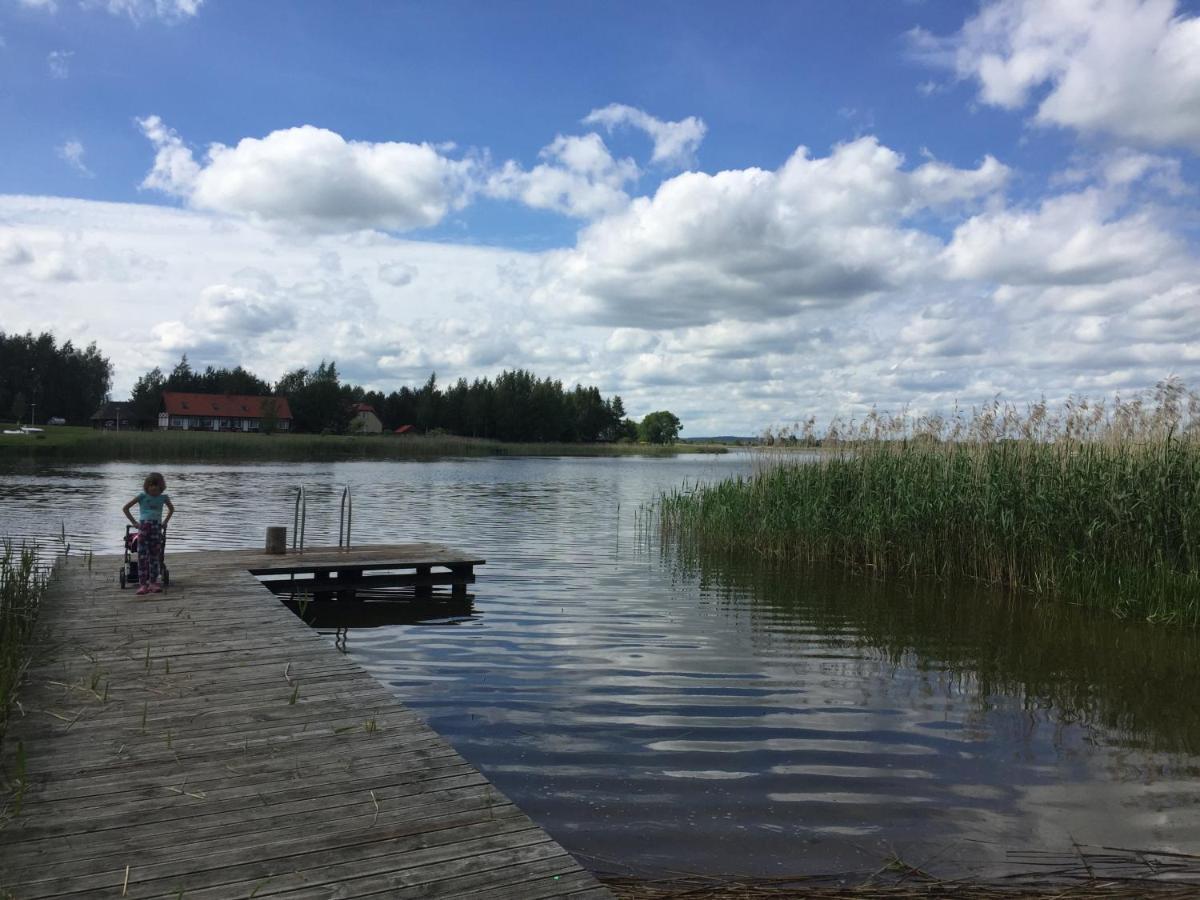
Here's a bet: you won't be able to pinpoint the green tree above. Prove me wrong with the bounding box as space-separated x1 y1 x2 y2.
130 367 166 427
9 391 25 424
167 355 198 391
0 331 111 424
275 360 349 433
416 373 439 433
639 410 682 444
260 396 280 435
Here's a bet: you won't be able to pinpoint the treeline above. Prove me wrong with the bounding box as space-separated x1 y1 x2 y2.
132 355 683 444
0 332 112 425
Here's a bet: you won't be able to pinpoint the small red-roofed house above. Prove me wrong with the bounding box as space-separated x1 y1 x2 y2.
393 424 415 435
350 403 383 434
158 392 293 432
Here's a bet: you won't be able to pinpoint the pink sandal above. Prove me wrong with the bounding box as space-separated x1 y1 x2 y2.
136 586 150 596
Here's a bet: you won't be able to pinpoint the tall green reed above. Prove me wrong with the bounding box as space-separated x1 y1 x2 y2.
0 541 48 744
659 379 1200 626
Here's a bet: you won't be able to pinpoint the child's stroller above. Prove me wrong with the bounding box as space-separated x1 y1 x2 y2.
119 524 170 589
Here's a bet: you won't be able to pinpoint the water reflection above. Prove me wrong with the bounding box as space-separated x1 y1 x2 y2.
676 552 1200 759
2 456 1199 877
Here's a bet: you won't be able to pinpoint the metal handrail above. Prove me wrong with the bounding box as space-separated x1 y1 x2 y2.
292 485 307 552
338 485 353 550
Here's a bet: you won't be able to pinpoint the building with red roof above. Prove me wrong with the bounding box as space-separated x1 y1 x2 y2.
158 392 293 432
350 402 383 434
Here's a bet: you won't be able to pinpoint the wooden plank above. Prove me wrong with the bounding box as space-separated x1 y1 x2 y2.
0 546 607 900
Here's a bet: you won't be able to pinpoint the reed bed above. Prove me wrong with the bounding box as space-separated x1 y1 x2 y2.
0 541 48 744
658 379 1200 626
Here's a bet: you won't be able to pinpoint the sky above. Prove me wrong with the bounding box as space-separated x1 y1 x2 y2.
1 0 1198 435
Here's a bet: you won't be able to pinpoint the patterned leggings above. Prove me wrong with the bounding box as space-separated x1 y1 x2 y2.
138 520 163 586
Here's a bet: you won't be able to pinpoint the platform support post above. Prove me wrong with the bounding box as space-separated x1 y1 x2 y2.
265 526 287 555
415 565 432 598
451 564 470 598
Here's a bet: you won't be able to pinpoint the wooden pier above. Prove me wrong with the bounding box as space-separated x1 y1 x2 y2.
0 545 611 899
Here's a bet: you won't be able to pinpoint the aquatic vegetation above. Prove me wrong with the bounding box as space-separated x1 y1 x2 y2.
659 379 1200 626
0 541 48 744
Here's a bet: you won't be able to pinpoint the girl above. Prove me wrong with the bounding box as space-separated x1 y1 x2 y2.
123 472 175 596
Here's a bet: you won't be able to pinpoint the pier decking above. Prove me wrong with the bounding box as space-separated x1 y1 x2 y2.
0 545 611 899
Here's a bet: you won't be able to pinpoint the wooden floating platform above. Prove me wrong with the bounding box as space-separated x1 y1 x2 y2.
247 544 486 601
0 545 610 899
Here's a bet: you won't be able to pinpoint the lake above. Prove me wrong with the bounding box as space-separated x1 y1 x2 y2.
2 454 1199 879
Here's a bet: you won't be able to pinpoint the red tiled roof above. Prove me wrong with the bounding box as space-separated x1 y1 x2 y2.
352 403 377 414
393 424 414 434
162 392 293 420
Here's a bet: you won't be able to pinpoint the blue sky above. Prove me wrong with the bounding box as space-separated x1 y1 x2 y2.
1 0 1199 433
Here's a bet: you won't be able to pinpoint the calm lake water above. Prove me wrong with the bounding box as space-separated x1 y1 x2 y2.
3 454 1200 879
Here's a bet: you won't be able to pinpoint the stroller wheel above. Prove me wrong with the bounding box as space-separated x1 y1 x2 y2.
119 569 126 588
162 568 170 589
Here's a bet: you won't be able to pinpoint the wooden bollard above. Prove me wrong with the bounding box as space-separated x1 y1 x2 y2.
265 526 287 555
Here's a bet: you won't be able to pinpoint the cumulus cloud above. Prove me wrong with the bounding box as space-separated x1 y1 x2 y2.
56 140 93 177
191 284 297 335
17 0 58 11
138 117 476 232
898 303 989 358
138 116 201 196
30 249 80 282
47 50 72 79
535 136 1008 327
942 188 1183 286
583 103 707 168
486 133 638 219
914 0 1200 151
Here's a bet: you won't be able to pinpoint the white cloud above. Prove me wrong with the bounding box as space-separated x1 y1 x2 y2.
0 237 33 266
378 262 417 286
84 0 203 22
56 139 93 177
583 103 707 168
942 188 1183 286
920 0 1200 151
898 303 989 358
486 133 638 219
0 196 547 399
138 117 476 232
535 137 1008 327
47 49 72 79
21 0 202 20
4 101 1200 436
192 284 297 335
137 116 201 197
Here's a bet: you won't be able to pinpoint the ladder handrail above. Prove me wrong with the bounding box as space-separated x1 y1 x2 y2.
292 485 307 552
338 485 353 550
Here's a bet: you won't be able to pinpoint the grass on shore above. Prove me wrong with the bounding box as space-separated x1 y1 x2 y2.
0 542 48 747
658 380 1200 626
0 425 726 461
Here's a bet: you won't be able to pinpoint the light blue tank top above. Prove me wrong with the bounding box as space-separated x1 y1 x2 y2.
138 492 169 522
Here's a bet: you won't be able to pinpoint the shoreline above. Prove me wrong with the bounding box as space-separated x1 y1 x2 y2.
0 425 729 462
